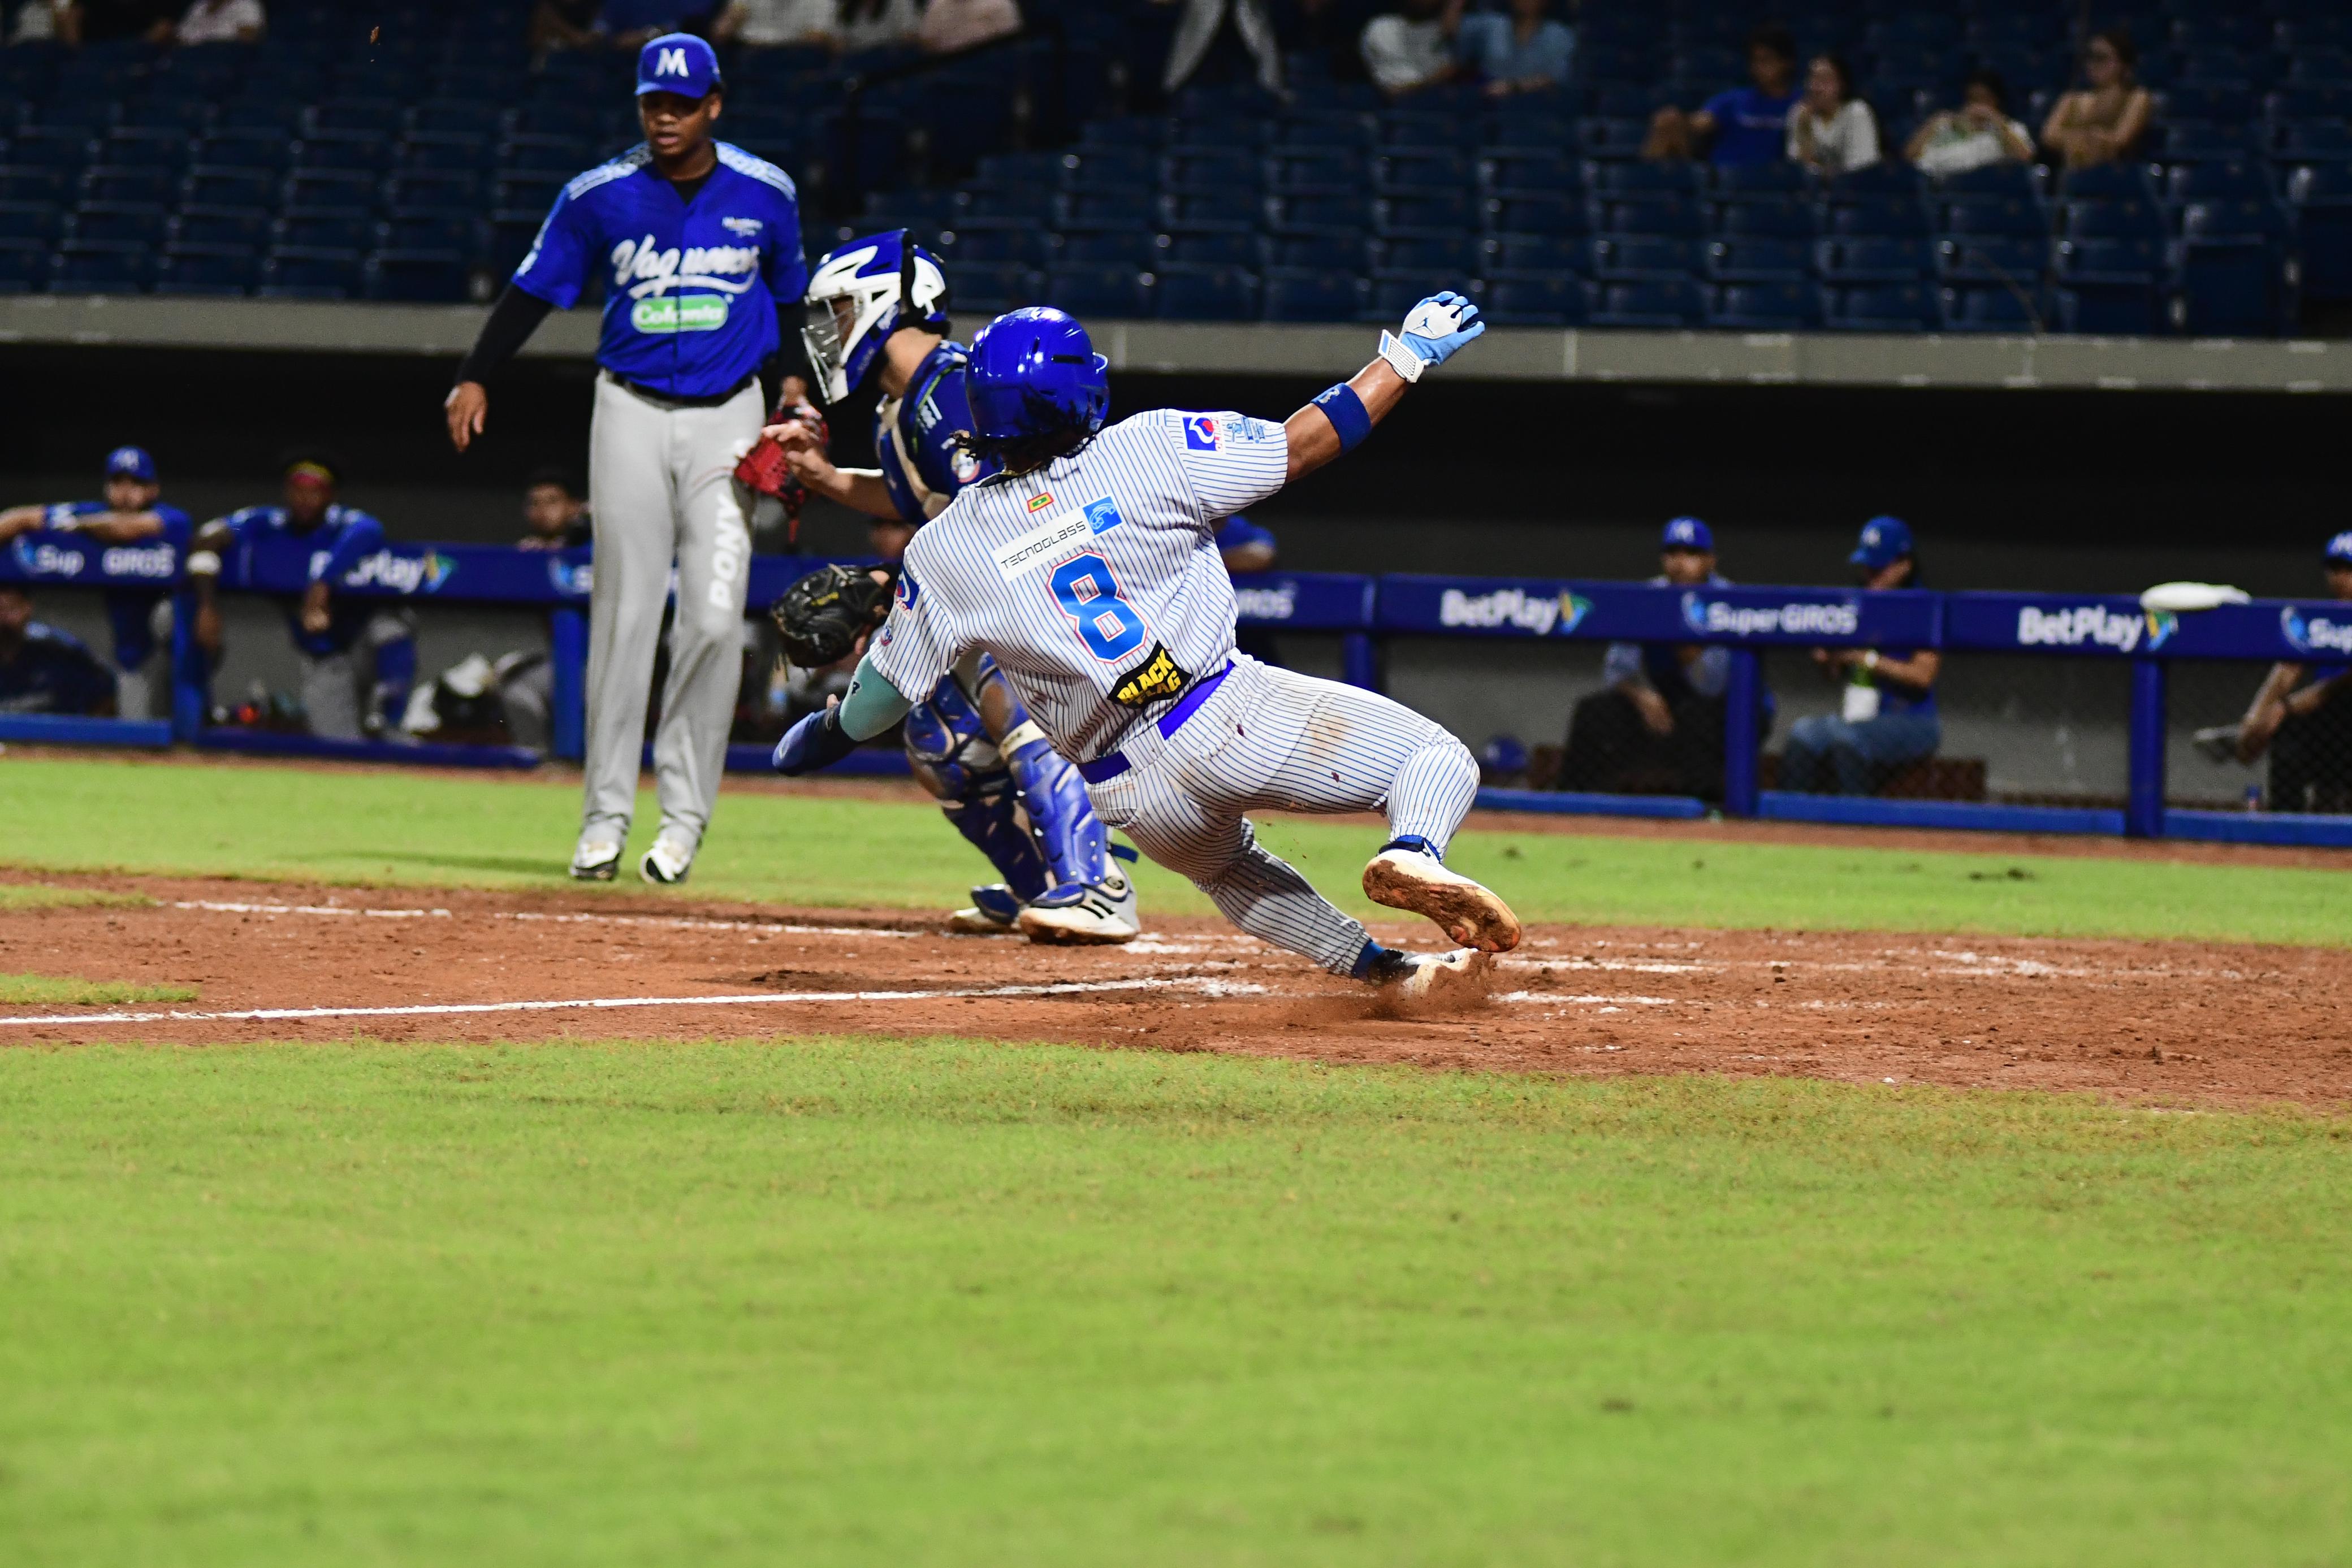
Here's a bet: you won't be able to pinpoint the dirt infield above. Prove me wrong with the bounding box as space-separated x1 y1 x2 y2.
3 873 2346 1107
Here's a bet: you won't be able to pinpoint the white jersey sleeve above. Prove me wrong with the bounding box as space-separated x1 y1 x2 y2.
1166 409 1290 521
865 538 966 701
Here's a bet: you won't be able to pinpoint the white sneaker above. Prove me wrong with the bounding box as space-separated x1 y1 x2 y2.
569 837 622 881
1363 843 1521 952
1372 947 1495 1004
1015 870 1141 945
639 831 697 885
949 883 1023 934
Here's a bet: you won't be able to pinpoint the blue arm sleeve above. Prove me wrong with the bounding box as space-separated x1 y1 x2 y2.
313 514 384 583
837 652 913 742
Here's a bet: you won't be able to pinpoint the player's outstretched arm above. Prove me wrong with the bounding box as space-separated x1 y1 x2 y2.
1283 291 1484 483
772 655 914 776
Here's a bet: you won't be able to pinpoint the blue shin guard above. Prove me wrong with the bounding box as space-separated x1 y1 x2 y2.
906 686 1051 902
1004 734 1109 887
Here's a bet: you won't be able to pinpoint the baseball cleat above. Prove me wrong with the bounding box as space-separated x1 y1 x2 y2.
1362 839 1521 952
639 831 697 885
1368 947 1494 1004
1016 871 1140 945
569 837 622 881
949 883 1023 934
2191 724 2244 765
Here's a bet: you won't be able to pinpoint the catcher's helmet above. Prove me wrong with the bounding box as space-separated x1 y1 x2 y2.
965 307 1110 461
801 231 952 403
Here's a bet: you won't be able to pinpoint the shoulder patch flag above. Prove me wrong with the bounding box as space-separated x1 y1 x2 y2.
1183 415 1220 452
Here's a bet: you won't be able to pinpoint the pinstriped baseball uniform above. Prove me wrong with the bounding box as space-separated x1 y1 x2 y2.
866 409 1480 973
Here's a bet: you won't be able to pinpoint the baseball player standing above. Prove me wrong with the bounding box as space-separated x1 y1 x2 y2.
773 295 1520 999
445 32 808 883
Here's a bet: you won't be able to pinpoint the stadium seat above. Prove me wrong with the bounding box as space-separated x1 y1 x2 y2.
66 203 166 246
102 128 191 173
2274 122 2352 161
2181 198 2295 245
1930 161 2040 201
1934 235 2046 285
10 127 96 174
1374 192 1473 236
308 99 405 138
1597 194 1703 240
1265 149 1361 196
2289 162 2352 300
1588 278 1703 328
1057 146 1156 191
1260 267 1364 322
410 101 505 141
283 171 379 217
1381 112 1479 150
1155 263 1257 322
153 244 259 297
1814 236 1931 283
2061 198 2166 242
1589 236 1698 281
1160 147 1259 196
1274 193 1372 231
171 207 270 249
946 261 1037 314
1938 283 2044 332
1081 116 1170 151
386 172 482 217
275 213 373 253
365 249 473 302
0 202 62 245
48 241 147 294
1266 229 1370 273
1713 198 1814 241
1707 281 1821 330
1573 117 1650 161
2172 237 2282 335
1377 235 1478 274
1707 162 1808 201
1482 194 1585 238
2059 164 2154 202
259 248 364 299
1060 188 1158 228
1826 162 1923 199
1821 281 1935 330
2164 161 2276 204
940 218 1051 268
79 165 174 206
383 214 475 255
0 242 49 294
194 132 291 175
0 167 71 205
1704 238 1810 283
1482 272 1585 326
116 97 213 137
1481 233 1579 274
1823 193 1930 240
1938 194 2050 240
1590 161 1697 198
1361 270 1453 322
398 135 493 175
1372 149 1469 196
2053 238 2163 334
181 167 276 210
491 173 565 212
1160 228 1259 268
1477 148 1579 196
214 97 306 136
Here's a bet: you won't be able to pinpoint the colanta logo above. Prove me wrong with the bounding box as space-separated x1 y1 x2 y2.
332 550 456 594
2281 604 2352 655
1438 587 1592 635
1232 582 1296 622
1679 592 1860 638
2015 603 2174 652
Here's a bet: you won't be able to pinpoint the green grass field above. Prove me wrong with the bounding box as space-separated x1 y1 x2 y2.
1 754 2347 943
0 973 194 1006
2 752 2349 1562
4 1041 2348 1565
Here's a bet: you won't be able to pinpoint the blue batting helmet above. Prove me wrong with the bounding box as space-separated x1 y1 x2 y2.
966 307 1110 460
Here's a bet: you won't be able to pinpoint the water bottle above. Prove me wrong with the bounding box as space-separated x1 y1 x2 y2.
2245 783 2262 812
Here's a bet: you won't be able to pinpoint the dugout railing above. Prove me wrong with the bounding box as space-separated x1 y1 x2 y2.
5 529 2347 849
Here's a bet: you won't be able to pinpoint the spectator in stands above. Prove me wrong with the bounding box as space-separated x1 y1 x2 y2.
188 452 418 742
1156 0 1283 97
7 0 67 42
1905 68 2035 179
0 588 116 718
712 0 830 47
916 0 1020 55
596 0 718 50
1557 517 1765 801
1456 0 1573 99
517 466 593 550
530 0 603 52
1646 24 1800 166
1780 516 1941 796
1787 53 1879 175
2041 27 2151 170
1360 0 1465 99
836 0 919 53
171 0 261 45
2197 532 2352 814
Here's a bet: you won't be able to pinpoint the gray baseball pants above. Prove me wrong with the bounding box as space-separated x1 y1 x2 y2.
1079 656 1481 974
582 371 762 851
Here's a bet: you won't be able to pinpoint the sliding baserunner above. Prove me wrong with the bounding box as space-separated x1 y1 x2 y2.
772 295 1519 999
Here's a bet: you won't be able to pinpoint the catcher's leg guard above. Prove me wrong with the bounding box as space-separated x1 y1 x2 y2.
970 657 1109 889
905 685 1050 902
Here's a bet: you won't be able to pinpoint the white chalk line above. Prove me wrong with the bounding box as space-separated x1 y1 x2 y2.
0 974 1268 1030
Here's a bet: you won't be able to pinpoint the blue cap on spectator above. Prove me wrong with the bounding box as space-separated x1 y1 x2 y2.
1661 516 1713 551
105 445 155 482
2327 530 2352 565
635 33 721 97
1851 514 1913 569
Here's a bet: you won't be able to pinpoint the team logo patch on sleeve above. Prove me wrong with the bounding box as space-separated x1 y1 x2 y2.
1083 497 1125 535
895 568 919 610
1183 415 1221 451
1110 643 1191 708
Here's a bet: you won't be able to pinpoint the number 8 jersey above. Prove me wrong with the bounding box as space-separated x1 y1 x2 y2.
868 408 1289 764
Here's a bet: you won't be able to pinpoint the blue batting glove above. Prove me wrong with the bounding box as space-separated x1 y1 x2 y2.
1379 291 1485 382
772 703 857 776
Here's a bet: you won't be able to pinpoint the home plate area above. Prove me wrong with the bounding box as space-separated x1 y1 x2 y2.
3 876 2346 1105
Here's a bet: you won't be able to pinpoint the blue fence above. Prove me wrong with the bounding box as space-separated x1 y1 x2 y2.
7 530 2349 848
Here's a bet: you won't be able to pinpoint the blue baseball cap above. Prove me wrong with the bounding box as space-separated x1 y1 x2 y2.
1851 514 1914 569
1661 516 1713 551
635 33 721 98
2327 530 2352 565
105 445 155 482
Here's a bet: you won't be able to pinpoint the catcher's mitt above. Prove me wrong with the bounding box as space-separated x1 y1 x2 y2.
771 563 893 669
735 405 830 544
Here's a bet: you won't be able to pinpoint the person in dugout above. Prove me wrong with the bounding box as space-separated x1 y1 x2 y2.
2195 530 2352 813
0 444 191 717
187 452 418 741
1779 514 1941 795
0 586 118 717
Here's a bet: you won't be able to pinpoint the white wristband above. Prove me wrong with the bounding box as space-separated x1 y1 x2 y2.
186 549 221 576
1377 330 1425 384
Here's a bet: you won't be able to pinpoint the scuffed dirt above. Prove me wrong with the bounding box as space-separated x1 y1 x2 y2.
2 872 2347 1108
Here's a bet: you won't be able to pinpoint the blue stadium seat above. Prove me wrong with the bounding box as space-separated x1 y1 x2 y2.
0 242 49 294
385 172 482 216
490 172 565 212
1477 148 1579 196
2172 237 2284 335
1161 228 1260 268
154 244 259 297
0 202 62 245
1590 161 1697 198
1155 263 1257 322
1938 283 2045 332
2052 238 2163 333
181 167 276 209
2288 162 2352 300
943 218 1052 268
194 131 291 174
33 96 118 134
1707 162 1808 199
1827 162 1923 200
1273 193 1372 230
2160 83 2256 124
483 211 545 278
1060 188 1157 227
365 249 472 303
117 97 213 136
67 203 166 246
296 135 395 175
1938 194 2050 240
308 99 404 138
2180 198 2295 245
410 101 505 141
1374 192 1474 235
1814 236 1931 283
1260 267 1364 322
1823 193 1929 239
1381 112 1480 151
79 165 175 206
1573 117 1650 161
1372 149 1469 195
1932 162 2040 201
1708 281 1821 330
398 135 492 174
1482 272 1586 326
1044 265 1151 318
496 136 590 176
102 128 190 172
2051 283 2160 336
215 98 306 136
1482 194 1585 237
2058 163 2154 202
1590 236 1698 281
1051 228 1158 271
2061 197 2165 242
2150 122 2257 163
259 248 364 299
2267 84 2352 123
1821 281 1935 330
276 214 374 252
2164 161 2276 204
1266 229 1370 272
1705 238 1810 283
1362 270 1454 322
2273 122 2352 161
383 214 475 255
1057 146 1156 191
1588 279 1703 328
10 127 96 173
1160 147 1259 196
1934 235 2046 285
1597 194 1702 239
282 171 378 218
1481 233 1579 274
1377 235 1478 273
48 241 147 294
171 207 270 249
1713 198 1814 240
1265 149 1362 196
1082 116 1170 151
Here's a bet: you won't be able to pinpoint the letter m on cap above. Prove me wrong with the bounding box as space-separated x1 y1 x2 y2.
658 46 688 75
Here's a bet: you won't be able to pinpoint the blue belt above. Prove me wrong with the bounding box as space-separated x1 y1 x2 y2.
1076 660 1234 785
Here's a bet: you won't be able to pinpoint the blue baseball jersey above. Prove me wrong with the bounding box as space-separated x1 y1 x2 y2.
0 620 115 715
215 504 391 657
46 499 191 671
875 340 996 525
513 142 807 399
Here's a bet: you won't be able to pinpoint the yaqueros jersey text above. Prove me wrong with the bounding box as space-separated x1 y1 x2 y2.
512 142 807 399
868 409 1289 762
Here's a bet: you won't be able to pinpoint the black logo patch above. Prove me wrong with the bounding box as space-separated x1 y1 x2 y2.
1112 643 1190 708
